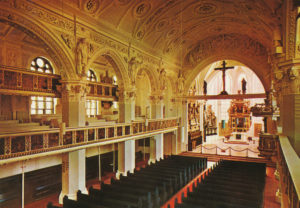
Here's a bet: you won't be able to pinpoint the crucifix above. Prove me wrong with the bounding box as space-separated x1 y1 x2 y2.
214 60 234 95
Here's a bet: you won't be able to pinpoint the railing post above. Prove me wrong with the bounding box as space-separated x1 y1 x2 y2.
216 146 217 155
246 148 248 157
43 133 49 149
201 145 203 154
4 137 11 155
229 147 231 156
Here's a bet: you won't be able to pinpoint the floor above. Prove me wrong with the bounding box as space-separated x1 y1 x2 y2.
193 135 261 158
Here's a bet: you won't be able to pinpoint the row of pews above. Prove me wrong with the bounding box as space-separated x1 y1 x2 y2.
175 160 266 208
47 155 207 208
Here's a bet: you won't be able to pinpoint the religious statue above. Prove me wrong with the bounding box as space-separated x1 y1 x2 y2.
76 38 88 76
177 71 185 94
128 56 143 84
204 105 216 128
242 78 247 94
203 80 207 95
159 68 167 90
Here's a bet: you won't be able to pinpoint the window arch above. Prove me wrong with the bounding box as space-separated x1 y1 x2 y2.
30 57 54 74
87 69 97 82
29 57 56 115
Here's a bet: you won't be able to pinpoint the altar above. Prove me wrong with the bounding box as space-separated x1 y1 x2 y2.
227 98 251 141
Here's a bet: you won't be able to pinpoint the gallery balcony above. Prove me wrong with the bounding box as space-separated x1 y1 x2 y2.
0 117 178 163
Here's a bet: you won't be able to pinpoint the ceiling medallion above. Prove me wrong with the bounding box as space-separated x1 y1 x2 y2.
194 3 217 15
84 0 100 14
136 29 145 40
155 19 169 32
167 29 177 38
133 2 151 18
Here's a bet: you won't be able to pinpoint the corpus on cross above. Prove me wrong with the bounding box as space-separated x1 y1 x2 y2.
214 60 234 95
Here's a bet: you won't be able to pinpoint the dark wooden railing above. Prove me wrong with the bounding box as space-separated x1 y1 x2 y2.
87 82 117 100
0 65 61 97
0 118 178 161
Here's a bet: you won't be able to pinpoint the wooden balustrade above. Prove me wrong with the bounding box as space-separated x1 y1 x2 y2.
278 135 300 208
0 65 118 100
0 65 61 97
0 118 178 161
87 82 117 100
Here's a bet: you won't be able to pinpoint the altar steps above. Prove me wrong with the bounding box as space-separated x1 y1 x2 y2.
180 152 276 167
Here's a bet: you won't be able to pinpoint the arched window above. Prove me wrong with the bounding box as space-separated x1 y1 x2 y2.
30 57 56 115
87 69 97 82
30 57 54 74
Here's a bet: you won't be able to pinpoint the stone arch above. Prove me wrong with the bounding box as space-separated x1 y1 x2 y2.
184 54 270 95
87 47 129 90
0 8 75 79
183 34 271 94
135 67 159 93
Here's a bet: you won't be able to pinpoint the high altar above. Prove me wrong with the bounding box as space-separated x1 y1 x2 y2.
227 98 251 141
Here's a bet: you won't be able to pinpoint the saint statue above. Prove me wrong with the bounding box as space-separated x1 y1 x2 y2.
128 56 143 84
159 68 167 90
242 78 247 94
177 71 185 94
203 80 207 95
76 38 88 76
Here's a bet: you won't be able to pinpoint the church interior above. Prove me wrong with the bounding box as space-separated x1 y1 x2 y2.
0 0 299 208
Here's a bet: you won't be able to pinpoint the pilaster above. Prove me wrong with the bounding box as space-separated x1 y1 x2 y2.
61 81 89 127
118 89 136 123
116 140 135 178
150 94 164 119
59 149 88 204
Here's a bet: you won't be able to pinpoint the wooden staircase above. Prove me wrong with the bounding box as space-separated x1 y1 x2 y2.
180 152 276 167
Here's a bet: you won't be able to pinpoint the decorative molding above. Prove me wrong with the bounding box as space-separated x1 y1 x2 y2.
185 34 268 67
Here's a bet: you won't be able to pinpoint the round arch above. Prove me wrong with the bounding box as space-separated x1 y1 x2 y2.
0 8 75 79
87 48 129 91
135 67 159 93
184 54 271 94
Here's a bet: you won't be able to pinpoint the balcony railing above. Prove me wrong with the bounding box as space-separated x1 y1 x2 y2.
0 118 178 161
278 135 300 208
87 82 117 100
0 65 61 97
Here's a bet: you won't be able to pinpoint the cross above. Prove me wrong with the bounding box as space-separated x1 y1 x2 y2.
214 60 234 95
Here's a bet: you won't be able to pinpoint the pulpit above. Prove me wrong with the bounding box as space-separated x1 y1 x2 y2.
258 133 278 159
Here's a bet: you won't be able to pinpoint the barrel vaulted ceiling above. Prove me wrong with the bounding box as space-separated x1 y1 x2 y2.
42 0 283 69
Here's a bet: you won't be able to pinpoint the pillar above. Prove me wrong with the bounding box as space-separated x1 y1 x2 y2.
148 133 164 164
119 89 135 123
150 95 164 119
116 140 135 178
61 82 87 127
59 149 87 204
281 94 300 155
181 99 188 152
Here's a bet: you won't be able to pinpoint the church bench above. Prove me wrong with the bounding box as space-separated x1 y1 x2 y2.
188 187 262 207
77 190 142 208
89 187 154 208
63 196 109 208
197 182 264 198
202 177 264 190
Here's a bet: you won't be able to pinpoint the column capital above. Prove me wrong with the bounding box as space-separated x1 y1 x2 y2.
149 94 164 105
60 81 89 102
118 88 136 103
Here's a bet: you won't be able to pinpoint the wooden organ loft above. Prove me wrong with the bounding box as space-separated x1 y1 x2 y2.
188 101 202 151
